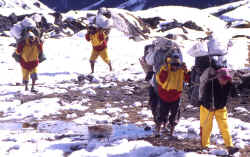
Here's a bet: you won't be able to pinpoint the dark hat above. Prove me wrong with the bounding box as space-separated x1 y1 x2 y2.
169 57 181 66
216 68 232 81
88 23 99 30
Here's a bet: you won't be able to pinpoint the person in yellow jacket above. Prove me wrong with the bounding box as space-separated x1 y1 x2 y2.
85 24 112 73
199 68 239 155
155 57 189 136
14 31 45 92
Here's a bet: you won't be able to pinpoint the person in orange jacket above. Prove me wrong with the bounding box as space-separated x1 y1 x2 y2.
155 57 189 136
14 31 45 92
85 24 112 73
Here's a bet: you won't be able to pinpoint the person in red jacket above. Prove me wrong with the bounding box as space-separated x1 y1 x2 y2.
14 31 44 92
155 57 189 136
85 24 112 73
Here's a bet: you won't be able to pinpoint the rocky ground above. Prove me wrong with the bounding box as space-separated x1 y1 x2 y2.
11 78 250 157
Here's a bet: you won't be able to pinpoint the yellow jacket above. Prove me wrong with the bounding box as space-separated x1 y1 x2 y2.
16 39 43 70
156 64 189 102
85 30 107 51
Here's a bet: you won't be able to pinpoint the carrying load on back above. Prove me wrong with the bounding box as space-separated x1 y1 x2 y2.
140 37 183 82
86 7 149 41
187 31 233 106
139 37 188 136
10 14 43 44
11 14 46 66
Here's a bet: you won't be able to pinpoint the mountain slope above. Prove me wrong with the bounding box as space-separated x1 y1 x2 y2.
39 0 236 12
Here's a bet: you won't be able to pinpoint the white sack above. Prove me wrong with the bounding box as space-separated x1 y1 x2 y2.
10 22 23 39
96 14 113 29
21 17 36 27
10 17 36 39
187 40 208 57
187 35 230 57
207 35 229 56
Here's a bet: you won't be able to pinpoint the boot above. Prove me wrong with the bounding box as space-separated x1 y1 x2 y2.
162 122 169 133
170 125 175 136
90 61 95 73
24 82 28 91
227 147 239 155
31 80 37 93
25 85 28 91
154 123 161 137
145 71 154 81
108 62 112 72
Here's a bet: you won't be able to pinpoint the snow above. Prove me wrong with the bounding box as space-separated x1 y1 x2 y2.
135 6 227 31
204 0 250 22
0 1 249 157
0 0 52 16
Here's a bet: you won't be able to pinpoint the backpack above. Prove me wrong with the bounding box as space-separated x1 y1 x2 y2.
188 55 226 106
187 34 231 57
142 37 183 96
144 37 183 73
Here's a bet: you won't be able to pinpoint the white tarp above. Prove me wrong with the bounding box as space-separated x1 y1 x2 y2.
187 34 232 57
10 17 36 39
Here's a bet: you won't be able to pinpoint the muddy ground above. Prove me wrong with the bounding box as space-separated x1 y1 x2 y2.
16 79 250 157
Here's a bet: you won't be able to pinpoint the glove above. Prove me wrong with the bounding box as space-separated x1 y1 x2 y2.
181 63 188 73
145 71 154 81
39 53 46 63
12 52 21 63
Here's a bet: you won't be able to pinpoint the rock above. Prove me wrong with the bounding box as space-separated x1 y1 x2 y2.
88 124 113 139
0 15 13 32
183 20 203 31
141 17 165 29
77 74 87 82
144 126 151 131
33 2 41 8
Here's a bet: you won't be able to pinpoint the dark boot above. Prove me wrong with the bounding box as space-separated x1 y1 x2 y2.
25 84 28 91
154 123 161 137
162 122 169 133
169 123 176 136
90 61 95 73
145 71 154 81
227 147 239 155
31 79 37 93
108 62 112 72
24 81 28 91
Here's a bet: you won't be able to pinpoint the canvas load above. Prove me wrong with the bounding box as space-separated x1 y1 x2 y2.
187 34 232 57
145 37 183 73
95 7 113 29
10 17 36 40
139 37 183 83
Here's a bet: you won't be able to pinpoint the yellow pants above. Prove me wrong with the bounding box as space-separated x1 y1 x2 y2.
22 67 37 83
200 105 233 148
90 48 110 64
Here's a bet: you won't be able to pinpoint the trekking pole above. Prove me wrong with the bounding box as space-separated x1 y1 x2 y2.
201 56 216 129
177 83 187 122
